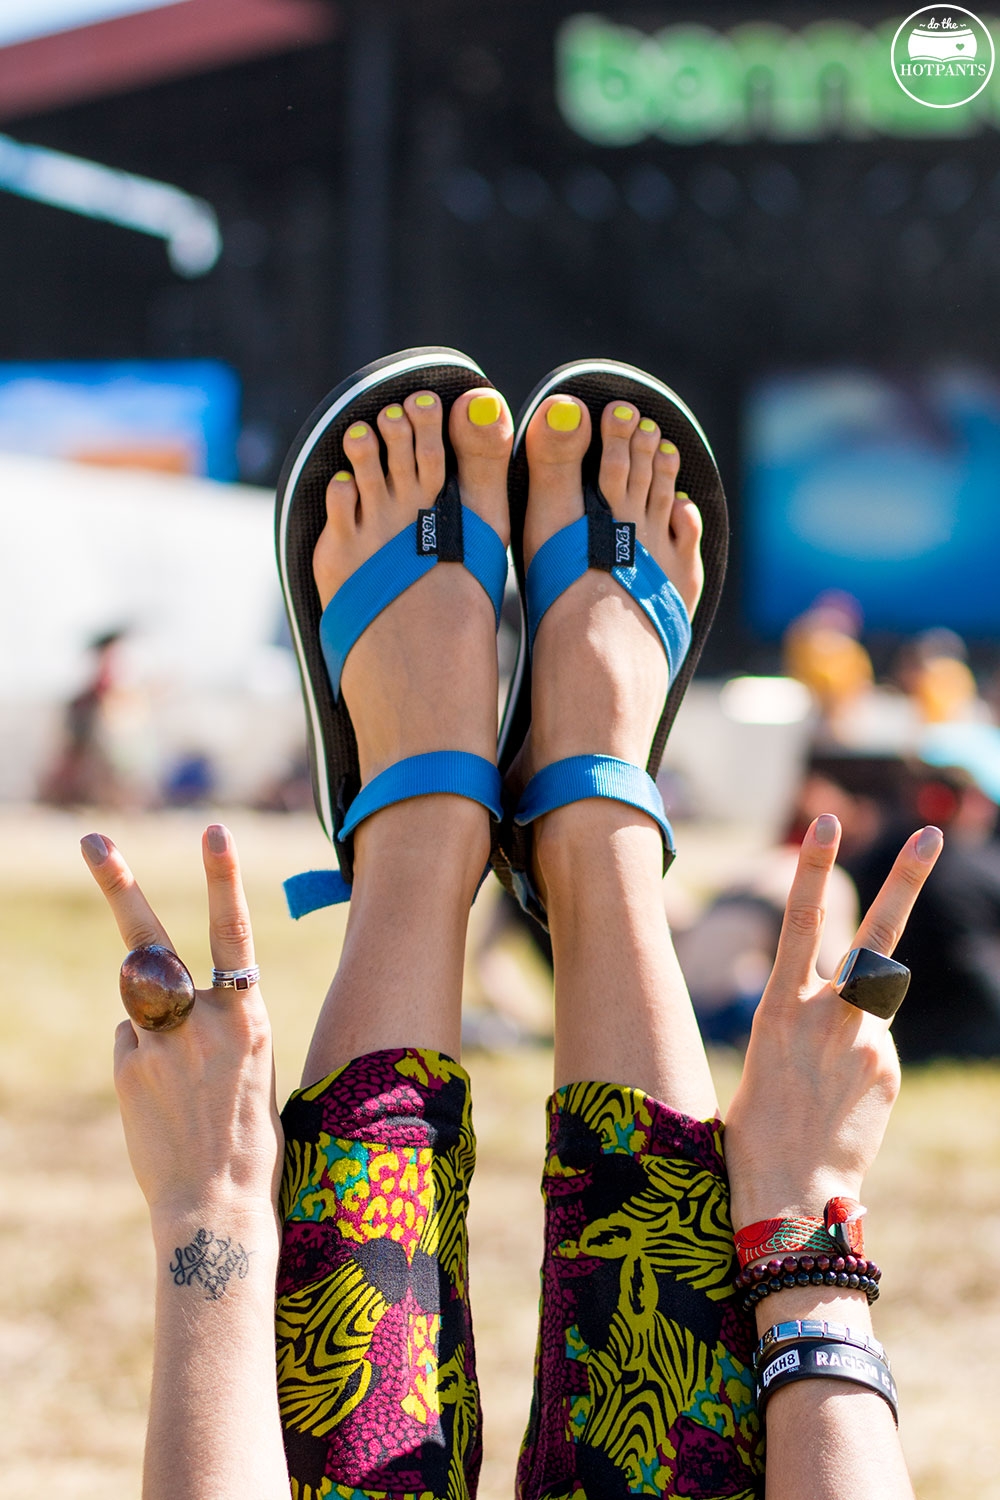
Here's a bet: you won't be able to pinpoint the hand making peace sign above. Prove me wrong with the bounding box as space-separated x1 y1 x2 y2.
81 824 283 1227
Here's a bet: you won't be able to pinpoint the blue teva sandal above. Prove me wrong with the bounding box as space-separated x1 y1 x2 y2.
493 359 729 928
274 347 510 917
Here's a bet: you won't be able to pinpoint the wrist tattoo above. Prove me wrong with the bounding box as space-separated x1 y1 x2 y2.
169 1228 251 1301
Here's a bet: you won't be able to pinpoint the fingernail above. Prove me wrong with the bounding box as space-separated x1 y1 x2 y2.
676 491 689 500
414 393 436 408
332 470 352 483
468 393 501 427
547 399 581 432
660 440 678 455
916 825 943 861
384 404 404 420
613 405 633 421
815 813 838 845
347 422 367 440
81 832 109 866
639 418 657 433
206 824 229 854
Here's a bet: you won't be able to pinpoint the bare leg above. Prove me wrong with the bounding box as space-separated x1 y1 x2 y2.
514 395 761 1500
519 395 714 1114
277 386 512 1500
300 387 512 1084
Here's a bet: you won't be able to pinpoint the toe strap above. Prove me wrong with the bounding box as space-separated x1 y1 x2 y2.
284 750 502 917
321 482 509 699
525 488 692 683
515 753 676 855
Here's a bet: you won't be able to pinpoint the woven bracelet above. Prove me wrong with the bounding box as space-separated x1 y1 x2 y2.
734 1196 867 1269
756 1339 898 1425
735 1252 881 1311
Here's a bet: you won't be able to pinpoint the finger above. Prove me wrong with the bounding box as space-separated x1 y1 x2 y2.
81 833 175 952
769 814 842 999
113 1016 138 1075
852 824 943 958
202 824 256 978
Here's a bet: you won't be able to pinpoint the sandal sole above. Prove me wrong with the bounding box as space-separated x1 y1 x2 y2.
275 346 501 853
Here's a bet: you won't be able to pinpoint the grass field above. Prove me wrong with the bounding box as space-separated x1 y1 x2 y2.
1 806 998 1498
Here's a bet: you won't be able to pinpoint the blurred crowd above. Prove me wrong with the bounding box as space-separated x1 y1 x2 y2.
36 627 312 816
37 593 1000 1065
678 593 1000 1064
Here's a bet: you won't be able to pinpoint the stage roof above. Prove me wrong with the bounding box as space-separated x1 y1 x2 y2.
0 0 338 121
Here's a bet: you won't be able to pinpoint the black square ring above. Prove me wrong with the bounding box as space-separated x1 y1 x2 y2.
833 948 910 1020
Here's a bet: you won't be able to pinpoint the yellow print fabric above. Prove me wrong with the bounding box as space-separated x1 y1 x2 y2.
276 1049 480 1500
516 1081 763 1499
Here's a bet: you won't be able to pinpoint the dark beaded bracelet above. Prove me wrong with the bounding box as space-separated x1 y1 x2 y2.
734 1251 882 1311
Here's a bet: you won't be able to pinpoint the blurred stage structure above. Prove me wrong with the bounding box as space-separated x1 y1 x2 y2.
0 451 298 802
1 0 1000 681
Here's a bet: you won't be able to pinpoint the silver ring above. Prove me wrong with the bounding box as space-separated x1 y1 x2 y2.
211 965 260 991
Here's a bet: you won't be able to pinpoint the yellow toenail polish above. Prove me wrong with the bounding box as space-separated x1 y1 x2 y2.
385 404 404 420
469 393 502 426
347 423 367 440
547 400 581 432
414 394 436 408
613 405 633 421
332 470 352 482
639 418 656 433
676 491 689 499
660 440 678 455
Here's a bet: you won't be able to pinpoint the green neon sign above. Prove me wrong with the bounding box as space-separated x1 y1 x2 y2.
557 14 1000 142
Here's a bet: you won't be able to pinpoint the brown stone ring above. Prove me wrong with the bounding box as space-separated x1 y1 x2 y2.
833 947 910 1021
119 944 197 1031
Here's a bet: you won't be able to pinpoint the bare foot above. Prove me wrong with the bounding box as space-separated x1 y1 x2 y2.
521 394 703 774
312 388 512 793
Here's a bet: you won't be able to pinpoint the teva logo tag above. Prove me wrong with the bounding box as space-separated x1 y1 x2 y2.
417 509 438 554
892 6 995 107
614 522 636 566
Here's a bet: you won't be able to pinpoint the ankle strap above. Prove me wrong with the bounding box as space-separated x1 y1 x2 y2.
515 754 675 854
284 750 502 917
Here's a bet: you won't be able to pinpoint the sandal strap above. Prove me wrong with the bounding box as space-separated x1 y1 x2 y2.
284 867 353 917
515 754 676 853
525 489 692 682
320 480 508 699
341 750 502 838
284 750 502 917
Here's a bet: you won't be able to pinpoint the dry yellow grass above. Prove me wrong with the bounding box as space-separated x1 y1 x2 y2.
0 807 997 1498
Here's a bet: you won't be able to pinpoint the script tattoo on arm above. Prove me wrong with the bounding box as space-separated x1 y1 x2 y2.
168 1228 251 1301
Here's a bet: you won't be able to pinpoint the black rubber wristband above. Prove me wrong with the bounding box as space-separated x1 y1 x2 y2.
757 1339 899 1425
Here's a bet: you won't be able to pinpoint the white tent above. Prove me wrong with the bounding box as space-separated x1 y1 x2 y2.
0 451 303 800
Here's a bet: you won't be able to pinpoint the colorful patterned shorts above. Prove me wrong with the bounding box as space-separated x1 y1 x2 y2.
276 1049 763 1500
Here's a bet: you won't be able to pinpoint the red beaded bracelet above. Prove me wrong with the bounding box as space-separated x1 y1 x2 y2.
734 1196 867 1269
735 1252 882 1312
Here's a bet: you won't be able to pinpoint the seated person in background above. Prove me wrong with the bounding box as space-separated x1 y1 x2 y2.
848 763 1000 1062
893 628 981 725
676 755 866 1047
782 589 874 739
